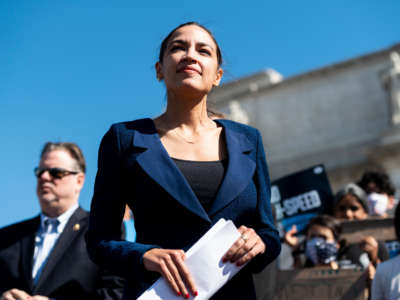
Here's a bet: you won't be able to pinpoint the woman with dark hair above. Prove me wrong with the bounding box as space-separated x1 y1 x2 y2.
86 22 280 300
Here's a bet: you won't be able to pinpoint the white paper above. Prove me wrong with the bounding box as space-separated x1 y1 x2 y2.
137 218 246 300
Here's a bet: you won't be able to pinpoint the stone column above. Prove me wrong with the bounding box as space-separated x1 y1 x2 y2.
382 51 400 126
227 100 249 124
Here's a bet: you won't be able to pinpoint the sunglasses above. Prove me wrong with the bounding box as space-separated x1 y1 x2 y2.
34 167 79 179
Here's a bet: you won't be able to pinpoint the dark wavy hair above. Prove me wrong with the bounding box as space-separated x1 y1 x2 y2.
158 21 223 67
358 171 396 196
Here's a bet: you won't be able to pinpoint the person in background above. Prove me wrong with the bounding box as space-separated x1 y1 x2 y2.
285 215 342 269
371 202 400 299
358 170 398 216
333 183 389 286
0 142 124 300
334 183 369 221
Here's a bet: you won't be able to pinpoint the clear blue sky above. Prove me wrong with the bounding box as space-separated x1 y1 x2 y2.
1 0 399 228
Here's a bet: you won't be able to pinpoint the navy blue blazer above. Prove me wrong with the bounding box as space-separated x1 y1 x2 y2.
86 118 281 300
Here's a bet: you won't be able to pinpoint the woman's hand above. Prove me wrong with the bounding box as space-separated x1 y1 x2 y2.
360 236 379 265
284 225 299 249
142 248 197 298
222 225 266 267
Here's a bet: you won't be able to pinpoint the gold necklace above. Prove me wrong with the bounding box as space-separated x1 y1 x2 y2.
172 129 198 144
156 118 213 144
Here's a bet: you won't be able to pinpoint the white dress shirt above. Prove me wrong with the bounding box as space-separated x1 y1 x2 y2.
32 203 79 283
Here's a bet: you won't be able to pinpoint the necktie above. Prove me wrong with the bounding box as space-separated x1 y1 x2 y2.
44 218 59 234
32 218 60 283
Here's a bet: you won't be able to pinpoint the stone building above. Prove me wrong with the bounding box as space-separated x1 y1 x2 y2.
209 43 400 193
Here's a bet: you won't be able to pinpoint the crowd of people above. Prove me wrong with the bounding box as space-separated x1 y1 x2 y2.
0 21 399 300
283 170 399 298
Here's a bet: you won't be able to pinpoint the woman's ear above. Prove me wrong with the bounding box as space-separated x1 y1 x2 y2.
155 62 163 81
213 68 223 87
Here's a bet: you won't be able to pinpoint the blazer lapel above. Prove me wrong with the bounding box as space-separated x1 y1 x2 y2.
208 120 256 216
133 119 211 223
20 217 39 291
33 208 85 293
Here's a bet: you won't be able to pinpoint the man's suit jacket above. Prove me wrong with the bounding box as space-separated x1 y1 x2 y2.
86 118 281 300
0 207 124 300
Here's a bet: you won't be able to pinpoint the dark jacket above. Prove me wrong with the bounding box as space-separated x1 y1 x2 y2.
86 118 281 300
0 207 124 300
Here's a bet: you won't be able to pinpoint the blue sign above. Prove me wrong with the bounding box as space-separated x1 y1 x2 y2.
271 164 334 237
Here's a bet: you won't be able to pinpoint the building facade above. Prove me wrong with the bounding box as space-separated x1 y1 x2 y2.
209 44 400 193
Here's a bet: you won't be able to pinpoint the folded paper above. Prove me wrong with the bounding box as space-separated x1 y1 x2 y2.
138 218 246 300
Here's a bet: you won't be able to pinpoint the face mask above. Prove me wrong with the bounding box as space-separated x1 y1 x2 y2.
367 193 388 216
305 237 338 265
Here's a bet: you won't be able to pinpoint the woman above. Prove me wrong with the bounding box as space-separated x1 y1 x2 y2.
333 183 369 221
86 22 281 300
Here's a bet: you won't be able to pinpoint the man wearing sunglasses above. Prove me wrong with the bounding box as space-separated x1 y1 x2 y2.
0 142 124 300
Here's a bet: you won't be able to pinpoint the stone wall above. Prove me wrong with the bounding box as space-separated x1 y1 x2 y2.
209 44 400 194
